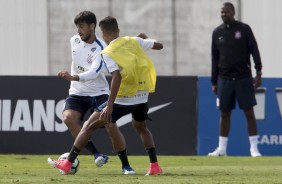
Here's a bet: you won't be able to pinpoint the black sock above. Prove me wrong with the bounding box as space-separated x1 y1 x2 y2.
146 147 157 163
68 146 81 163
85 140 100 156
117 149 130 167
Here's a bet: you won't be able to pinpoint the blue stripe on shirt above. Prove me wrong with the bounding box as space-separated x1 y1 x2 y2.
96 38 104 50
95 38 104 73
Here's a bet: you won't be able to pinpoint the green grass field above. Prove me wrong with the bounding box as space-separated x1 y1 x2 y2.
0 155 282 184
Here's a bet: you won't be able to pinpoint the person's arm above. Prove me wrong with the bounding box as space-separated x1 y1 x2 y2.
136 36 163 51
246 25 262 73
211 30 219 94
152 41 163 50
57 55 104 82
136 33 148 39
58 36 82 81
246 25 262 88
99 70 121 122
58 70 79 81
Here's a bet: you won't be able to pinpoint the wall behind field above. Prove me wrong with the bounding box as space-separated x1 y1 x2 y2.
0 0 48 75
241 0 282 78
48 0 237 76
0 0 281 77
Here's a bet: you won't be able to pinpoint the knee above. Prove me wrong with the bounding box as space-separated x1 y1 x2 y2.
105 123 119 136
244 108 255 119
220 111 231 120
132 121 147 132
63 113 77 127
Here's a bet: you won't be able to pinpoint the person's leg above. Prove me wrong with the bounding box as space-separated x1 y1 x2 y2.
237 78 261 157
105 123 126 152
48 112 106 174
105 104 135 174
105 123 132 169
132 119 162 175
209 77 235 156
244 108 261 157
63 109 100 155
63 109 82 137
74 112 106 150
132 120 155 156
208 110 231 156
218 110 231 151
105 123 130 168
244 108 258 136
131 103 162 175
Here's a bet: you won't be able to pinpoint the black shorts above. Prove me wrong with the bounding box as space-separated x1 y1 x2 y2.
217 76 257 111
98 102 150 123
63 94 108 120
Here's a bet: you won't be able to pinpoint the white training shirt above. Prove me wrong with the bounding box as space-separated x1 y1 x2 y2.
69 34 109 96
79 37 155 105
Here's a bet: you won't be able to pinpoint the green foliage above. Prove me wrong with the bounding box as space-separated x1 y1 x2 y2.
0 155 282 184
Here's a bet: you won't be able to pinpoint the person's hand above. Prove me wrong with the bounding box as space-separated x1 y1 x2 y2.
137 33 148 39
253 74 262 88
99 105 113 123
58 71 79 81
58 71 72 81
212 85 217 95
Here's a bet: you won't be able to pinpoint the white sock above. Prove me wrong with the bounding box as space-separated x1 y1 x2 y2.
249 135 259 150
218 136 228 151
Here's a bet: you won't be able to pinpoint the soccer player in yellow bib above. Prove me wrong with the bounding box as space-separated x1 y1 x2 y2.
49 16 163 176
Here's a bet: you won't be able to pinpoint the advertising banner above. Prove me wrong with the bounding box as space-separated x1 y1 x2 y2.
198 77 282 156
0 76 197 155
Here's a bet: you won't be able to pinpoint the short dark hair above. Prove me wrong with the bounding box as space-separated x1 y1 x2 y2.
74 11 97 25
223 2 235 12
98 16 119 33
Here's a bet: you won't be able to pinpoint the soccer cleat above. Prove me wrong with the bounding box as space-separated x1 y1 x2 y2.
122 165 135 175
250 148 262 157
145 162 163 176
208 147 227 157
47 157 72 174
94 154 109 167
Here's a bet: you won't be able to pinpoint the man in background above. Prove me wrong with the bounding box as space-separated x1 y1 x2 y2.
208 2 262 157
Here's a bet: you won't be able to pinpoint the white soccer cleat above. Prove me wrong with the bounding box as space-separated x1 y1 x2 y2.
47 157 56 167
250 149 262 157
208 148 227 157
95 154 109 167
122 166 135 175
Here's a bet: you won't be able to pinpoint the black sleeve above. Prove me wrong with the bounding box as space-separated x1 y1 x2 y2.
246 25 262 72
211 30 219 85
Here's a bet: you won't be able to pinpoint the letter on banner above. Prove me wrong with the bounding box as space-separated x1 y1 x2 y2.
254 87 266 120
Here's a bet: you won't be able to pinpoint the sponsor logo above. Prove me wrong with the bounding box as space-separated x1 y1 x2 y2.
87 54 93 64
259 135 282 145
0 99 66 132
117 102 172 127
255 88 282 145
234 31 241 39
254 87 282 120
0 100 172 132
75 38 80 44
91 47 96 52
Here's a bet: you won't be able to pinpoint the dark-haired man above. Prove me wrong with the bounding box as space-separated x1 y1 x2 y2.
56 11 131 168
208 2 262 157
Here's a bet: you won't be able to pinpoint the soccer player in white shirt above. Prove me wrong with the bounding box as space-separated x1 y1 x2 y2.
57 11 131 169
50 16 163 176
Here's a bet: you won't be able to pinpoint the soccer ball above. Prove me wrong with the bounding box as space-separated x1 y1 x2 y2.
58 152 80 175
